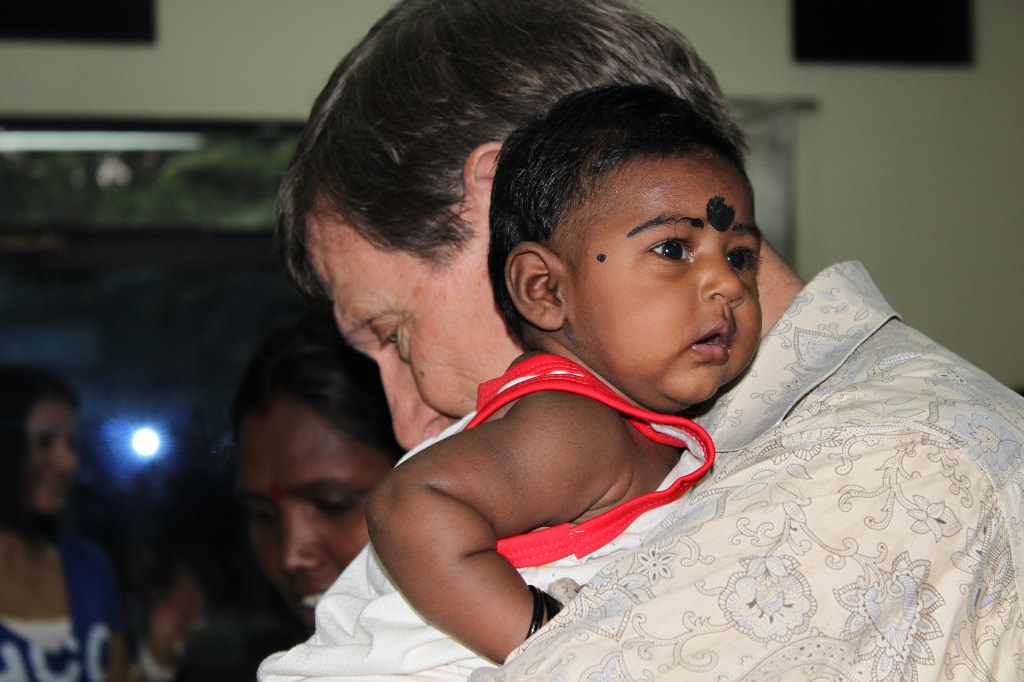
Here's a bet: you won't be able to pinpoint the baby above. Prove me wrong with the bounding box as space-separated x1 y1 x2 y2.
367 83 763 663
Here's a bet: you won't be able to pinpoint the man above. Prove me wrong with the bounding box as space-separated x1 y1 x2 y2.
262 0 1024 679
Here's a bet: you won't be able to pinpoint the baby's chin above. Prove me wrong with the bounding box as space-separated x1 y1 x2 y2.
647 384 723 415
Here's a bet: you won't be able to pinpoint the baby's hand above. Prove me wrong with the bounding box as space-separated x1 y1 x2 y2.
547 577 581 607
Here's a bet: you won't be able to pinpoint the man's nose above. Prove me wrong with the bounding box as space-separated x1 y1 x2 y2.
376 354 452 450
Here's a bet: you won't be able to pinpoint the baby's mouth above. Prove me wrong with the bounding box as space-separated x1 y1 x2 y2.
695 321 733 349
697 332 725 347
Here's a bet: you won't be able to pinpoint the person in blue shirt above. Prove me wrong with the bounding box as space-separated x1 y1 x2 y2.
0 366 129 681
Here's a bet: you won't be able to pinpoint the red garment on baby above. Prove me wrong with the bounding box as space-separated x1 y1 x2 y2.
468 353 715 569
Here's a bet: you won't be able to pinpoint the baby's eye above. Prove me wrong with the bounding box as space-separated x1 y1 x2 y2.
727 249 758 271
652 240 687 261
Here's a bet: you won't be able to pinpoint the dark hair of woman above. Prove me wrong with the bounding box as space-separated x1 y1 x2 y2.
231 308 401 459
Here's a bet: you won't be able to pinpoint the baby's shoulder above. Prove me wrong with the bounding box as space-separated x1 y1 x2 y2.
503 390 635 450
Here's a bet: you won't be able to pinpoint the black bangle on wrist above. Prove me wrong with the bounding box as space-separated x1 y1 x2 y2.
525 585 562 639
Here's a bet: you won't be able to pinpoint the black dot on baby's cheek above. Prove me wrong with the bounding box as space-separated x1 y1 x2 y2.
597 253 606 262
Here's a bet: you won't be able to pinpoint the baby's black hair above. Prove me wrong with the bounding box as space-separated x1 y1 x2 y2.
488 84 749 339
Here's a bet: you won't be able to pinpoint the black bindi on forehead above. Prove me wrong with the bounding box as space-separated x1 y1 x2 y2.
706 196 735 232
596 253 606 262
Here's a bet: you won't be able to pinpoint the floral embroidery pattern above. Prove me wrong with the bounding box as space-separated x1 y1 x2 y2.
951 410 1024 478
908 495 962 541
720 555 815 643
838 439 968 539
836 552 944 682
952 497 1019 626
634 548 676 585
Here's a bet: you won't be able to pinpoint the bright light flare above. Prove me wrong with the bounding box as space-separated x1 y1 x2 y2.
131 427 161 458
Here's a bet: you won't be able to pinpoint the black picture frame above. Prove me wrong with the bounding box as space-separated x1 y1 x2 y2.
0 0 155 44
793 0 973 66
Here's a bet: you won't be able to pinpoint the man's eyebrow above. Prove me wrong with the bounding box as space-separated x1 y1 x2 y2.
335 311 372 340
627 214 704 237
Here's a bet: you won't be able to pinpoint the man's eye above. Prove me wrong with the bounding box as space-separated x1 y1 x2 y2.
382 329 403 361
652 240 687 261
391 328 411 362
727 249 758 271
372 327 395 347
368 320 398 349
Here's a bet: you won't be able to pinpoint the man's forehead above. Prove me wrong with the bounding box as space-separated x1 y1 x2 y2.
306 214 350 286
306 218 397 338
308 215 370 295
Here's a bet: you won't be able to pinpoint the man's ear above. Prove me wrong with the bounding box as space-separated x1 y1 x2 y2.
505 242 567 333
461 141 503 219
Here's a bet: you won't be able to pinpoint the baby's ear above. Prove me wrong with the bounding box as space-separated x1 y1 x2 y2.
505 242 566 332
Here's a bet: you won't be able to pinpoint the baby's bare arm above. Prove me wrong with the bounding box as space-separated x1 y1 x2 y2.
367 458 532 661
366 392 641 662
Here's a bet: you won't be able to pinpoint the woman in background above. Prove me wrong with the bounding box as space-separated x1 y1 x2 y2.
0 366 130 681
233 308 403 633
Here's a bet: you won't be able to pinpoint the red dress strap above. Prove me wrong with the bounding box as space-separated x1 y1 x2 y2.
469 353 715 568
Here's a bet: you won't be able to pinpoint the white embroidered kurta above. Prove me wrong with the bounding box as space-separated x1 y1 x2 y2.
262 261 1024 681
474 261 1024 681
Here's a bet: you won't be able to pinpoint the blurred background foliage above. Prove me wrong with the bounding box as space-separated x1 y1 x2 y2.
0 124 297 229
